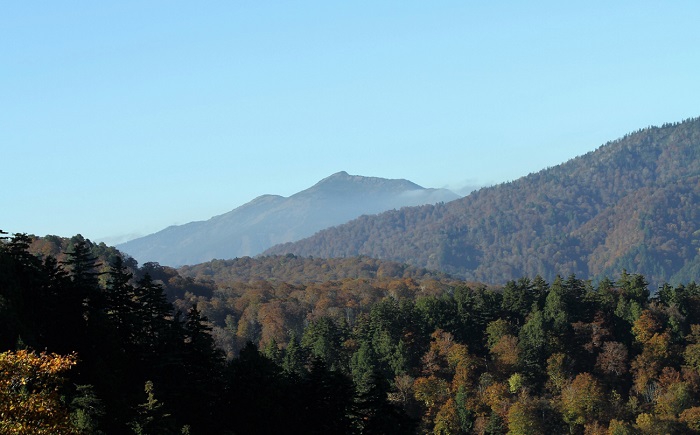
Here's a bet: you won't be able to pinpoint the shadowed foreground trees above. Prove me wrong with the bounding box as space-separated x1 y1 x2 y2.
3 232 700 433
0 234 413 433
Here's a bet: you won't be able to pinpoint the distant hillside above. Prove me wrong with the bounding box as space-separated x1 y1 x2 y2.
177 254 451 286
266 117 700 288
117 171 458 266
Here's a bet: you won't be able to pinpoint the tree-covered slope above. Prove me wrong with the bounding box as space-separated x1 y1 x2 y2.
7 231 700 433
118 171 458 267
266 118 700 288
177 254 450 286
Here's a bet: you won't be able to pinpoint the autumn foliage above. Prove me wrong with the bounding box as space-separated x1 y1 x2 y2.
0 350 77 434
3 232 700 433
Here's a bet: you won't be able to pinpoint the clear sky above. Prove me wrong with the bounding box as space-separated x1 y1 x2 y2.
2 1 699 244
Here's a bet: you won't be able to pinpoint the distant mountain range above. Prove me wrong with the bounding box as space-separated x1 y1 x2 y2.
117 172 459 266
266 118 700 288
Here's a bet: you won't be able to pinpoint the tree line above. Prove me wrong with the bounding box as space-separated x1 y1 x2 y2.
3 232 700 433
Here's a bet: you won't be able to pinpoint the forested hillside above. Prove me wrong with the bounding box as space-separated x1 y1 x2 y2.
266 118 700 289
177 254 450 285
4 232 700 433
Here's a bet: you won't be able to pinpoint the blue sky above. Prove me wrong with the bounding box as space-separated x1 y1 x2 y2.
2 1 699 244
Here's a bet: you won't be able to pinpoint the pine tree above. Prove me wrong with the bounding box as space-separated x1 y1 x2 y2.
148 306 226 433
105 256 137 347
129 381 178 435
283 331 307 376
302 317 344 371
132 273 173 354
518 307 548 384
353 368 415 434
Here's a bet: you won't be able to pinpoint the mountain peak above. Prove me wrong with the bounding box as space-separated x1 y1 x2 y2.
117 172 458 266
327 170 350 178
308 171 423 195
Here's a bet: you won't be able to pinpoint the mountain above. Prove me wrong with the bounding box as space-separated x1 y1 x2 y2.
117 172 459 266
265 118 700 288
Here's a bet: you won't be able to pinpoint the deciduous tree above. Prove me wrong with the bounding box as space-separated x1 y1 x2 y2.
0 350 78 434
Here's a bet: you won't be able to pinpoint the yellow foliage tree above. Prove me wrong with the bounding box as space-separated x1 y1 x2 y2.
560 372 605 430
679 406 700 433
413 376 450 415
631 331 671 394
606 419 634 435
631 310 661 345
654 367 691 420
490 335 519 377
507 394 550 435
480 381 510 419
0 350 78 434
546 352 570 394
414 330 479 431
432 398 459 435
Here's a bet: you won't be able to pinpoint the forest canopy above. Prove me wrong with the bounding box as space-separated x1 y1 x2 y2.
2 232 700 434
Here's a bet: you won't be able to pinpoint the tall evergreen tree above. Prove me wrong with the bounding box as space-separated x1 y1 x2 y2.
353 368 416 434
105 256 137 347
173 305 225 432
518 307 548 385
502 277 534 325
283 330 307 376
302 317 345 371
63 236 102 299
129 381 179 435
132 273 173 355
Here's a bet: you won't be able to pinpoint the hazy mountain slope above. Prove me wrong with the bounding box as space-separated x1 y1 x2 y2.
265 118 700 288
117 172 459 266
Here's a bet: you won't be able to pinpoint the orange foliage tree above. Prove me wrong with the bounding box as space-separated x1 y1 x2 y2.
0 350 78 434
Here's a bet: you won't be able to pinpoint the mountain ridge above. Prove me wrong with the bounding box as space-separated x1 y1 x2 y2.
265 117 700 288
117 172 459 266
